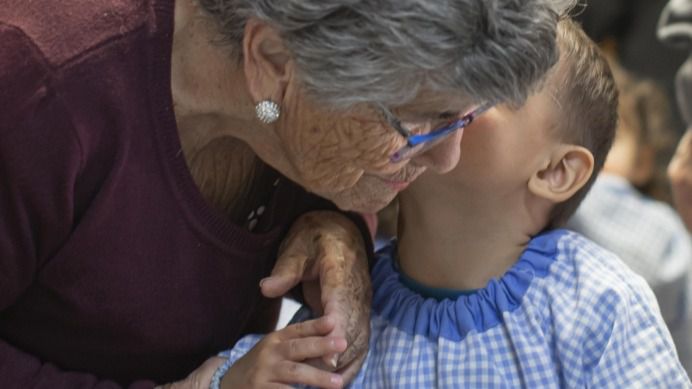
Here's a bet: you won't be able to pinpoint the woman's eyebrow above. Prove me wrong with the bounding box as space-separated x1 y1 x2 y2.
437 111 460 119
403 109 460 119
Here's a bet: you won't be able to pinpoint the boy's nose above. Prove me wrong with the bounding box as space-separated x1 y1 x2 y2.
411 130 463 173
658 0 692 49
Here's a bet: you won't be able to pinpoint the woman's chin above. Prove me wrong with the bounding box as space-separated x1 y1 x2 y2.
331 191 397 214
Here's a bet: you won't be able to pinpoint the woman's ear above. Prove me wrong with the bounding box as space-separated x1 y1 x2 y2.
528 145 595 203
243 18 294 105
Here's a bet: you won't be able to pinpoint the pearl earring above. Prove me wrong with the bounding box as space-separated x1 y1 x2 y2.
255 100 281 124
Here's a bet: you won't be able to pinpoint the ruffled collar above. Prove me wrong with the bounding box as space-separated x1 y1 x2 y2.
371 229 567 341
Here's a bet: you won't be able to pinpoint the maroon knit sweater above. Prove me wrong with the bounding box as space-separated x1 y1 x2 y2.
0 1 347 387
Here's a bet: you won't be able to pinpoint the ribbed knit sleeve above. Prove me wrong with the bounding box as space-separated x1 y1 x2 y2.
0 22 155 389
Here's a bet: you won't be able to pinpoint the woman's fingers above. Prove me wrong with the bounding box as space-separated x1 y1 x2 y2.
278 315 335 341
260 252 306 298
263 384 294 389
280 336 347 362
274 360 343 389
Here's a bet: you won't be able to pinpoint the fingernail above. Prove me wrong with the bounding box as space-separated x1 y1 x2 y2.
330 374 343 386
259 277 270 287
330 355 338 369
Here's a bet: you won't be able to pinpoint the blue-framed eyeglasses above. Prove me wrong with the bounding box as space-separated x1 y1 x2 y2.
382 102 494 163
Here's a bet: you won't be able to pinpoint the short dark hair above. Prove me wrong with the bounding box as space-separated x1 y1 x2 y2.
545 19 619 229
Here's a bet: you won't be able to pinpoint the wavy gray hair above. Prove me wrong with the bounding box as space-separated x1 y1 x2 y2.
198 0 577 109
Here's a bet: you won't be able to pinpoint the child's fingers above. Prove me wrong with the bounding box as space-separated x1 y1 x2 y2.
274 360 343 389
263 385 294 389
280 336 347 362
278 315 335 341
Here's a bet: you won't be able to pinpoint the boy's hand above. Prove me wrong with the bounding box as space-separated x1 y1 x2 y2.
222 316 347 389
260 211 372 382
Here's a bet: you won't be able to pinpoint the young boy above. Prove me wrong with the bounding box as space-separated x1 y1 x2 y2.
214 19 691 388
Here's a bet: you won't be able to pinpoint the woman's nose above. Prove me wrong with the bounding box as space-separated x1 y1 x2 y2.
658 0 692 49
411 130 464 173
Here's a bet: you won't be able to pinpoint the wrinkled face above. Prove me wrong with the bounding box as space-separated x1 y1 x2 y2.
275 86 475 212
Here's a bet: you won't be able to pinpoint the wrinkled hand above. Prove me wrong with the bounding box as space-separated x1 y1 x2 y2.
669 129 692 231
261 211 372 383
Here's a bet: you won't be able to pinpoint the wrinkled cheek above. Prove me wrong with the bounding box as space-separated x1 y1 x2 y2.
291 118 400 193
329 177 398 213
353 123 404 170
304 164 364 194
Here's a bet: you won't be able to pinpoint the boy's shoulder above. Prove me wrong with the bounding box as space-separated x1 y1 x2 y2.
540 229 656 307
529 230 687 385
519 230 664 343
530 230 669 349
368 231 688 387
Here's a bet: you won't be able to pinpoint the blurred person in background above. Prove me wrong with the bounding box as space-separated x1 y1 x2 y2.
576 0 688 134
661 0 692 229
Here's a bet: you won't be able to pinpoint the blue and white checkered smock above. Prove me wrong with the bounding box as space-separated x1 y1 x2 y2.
567 174 692 374
226 229 691 388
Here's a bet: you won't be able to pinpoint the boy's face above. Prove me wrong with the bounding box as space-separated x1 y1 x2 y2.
408 86 559 199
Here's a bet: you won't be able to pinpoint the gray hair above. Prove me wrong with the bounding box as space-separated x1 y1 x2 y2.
198 0 577 109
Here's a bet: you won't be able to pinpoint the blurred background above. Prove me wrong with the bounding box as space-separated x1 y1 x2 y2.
575 0 687 134
572 0 692 374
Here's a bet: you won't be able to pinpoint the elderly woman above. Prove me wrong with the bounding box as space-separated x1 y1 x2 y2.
0 0 571 387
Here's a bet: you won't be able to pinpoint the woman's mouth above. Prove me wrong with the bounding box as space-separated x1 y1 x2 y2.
382 179 412 191
376 169 424 191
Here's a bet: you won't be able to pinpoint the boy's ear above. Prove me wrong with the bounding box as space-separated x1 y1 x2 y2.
243 18 294 105
528 145 595 203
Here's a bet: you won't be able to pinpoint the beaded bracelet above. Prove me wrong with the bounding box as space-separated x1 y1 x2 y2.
209 350 235 389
